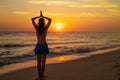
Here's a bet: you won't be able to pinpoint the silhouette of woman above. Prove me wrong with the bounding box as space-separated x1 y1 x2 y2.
31 11 52 80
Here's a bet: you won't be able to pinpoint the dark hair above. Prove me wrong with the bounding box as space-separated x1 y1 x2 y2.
38 18 45 34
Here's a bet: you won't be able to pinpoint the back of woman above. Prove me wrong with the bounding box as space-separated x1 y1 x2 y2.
31 11 52 80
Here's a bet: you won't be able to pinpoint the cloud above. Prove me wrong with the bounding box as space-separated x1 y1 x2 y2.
66 13 112 18
0 5 7 8
82 4 120 8
26 0 75 5
105 0 120 3
107 9 120 12
67 4 79 8
66 0 120 9
12 11 29 15
46 13 63 16
107 9 120 16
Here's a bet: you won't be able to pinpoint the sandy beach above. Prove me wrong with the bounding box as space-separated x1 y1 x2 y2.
0 48 120 80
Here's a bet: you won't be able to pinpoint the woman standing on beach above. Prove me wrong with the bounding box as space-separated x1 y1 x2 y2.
31 11 52 79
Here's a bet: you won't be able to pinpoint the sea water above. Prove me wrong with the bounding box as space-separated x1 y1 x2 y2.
0 32 120 66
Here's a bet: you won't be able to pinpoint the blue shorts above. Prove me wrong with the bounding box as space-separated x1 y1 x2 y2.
34 44 49 55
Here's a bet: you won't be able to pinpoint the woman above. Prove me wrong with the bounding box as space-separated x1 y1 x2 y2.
31 11 52 79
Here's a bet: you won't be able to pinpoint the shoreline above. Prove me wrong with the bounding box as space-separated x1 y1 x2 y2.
0 47 120 80
0 47 119 75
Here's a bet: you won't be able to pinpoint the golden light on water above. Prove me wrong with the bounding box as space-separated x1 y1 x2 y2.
59 56 65 61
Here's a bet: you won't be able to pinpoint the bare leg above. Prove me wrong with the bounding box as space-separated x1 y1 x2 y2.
36 54 42 78
41 54 47 77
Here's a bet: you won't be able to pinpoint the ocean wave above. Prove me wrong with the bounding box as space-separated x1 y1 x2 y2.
52 45 120 54
0 44 33 48
0 32 17 36
48 41 88 45
0 53 35 66
0 51 12 56
0 45 119 66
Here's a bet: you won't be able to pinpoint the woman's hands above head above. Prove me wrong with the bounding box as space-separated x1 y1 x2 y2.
40 10 43 18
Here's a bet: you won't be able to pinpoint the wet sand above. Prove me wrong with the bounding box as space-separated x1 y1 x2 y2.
0 48 120 80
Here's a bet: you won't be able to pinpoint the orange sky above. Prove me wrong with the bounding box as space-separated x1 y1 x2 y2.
0 0 120 32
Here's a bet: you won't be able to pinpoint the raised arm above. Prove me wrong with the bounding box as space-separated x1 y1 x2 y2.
31 16 40 28
43 16 52 30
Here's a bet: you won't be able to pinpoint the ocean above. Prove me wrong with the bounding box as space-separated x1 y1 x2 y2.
0 32 120 66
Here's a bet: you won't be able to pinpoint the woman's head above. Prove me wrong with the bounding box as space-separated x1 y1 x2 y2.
38 18 45 34
38 18 45 25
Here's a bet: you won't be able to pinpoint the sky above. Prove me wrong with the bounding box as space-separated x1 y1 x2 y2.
0 0 120 32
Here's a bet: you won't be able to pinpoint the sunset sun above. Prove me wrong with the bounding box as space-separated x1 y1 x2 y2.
54 23 64 31
57 25 62 30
